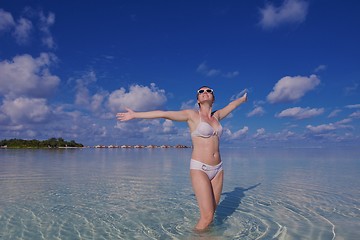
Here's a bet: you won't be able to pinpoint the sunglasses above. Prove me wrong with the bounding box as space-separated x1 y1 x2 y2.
197 89 214 94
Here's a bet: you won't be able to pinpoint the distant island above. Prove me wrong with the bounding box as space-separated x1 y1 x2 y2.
0 138 191 149
0 138 84 149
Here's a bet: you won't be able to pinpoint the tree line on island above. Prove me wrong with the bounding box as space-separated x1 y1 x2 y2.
0 138 84 148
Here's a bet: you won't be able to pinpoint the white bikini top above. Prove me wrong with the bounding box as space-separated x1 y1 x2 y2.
191 113 223 138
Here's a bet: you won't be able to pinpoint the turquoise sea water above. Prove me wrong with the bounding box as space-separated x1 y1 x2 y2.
0 147 359 239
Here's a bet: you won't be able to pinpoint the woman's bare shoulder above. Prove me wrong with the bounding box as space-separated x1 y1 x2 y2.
186 109 198 116
182 109 198 121
185 109 198 114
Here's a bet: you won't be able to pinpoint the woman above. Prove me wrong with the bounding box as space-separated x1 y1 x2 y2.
116 86 248 230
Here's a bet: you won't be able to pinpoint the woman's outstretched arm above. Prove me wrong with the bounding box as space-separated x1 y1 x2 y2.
116 107 192 122
215 92 248 120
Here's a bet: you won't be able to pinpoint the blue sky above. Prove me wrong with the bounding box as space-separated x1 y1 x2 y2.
0 0 359 147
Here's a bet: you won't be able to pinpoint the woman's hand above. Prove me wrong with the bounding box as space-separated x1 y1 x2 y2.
116 107 135 121
242 92 248 102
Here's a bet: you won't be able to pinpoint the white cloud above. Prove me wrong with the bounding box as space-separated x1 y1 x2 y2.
196 62 220 77
328 109 341 118
70 71 110 117
247 106 265 117
306 123 336 133
75 86 91 106
1 97 51 124
114 118 181 144
180 99 197 110
0 53 60 98
267 75 320 103
73 72 167 121
39 11 56 48
223 71 239 78
74 71 97 106
162 119 177 134
314 64 327 73
13 17 33 45
227 126 249 140
0 9 33 45
249 129 303 143
0 9 15 31
350 111 360 118
259 0 308 29
253 128 266 139
108 83 167 112
274 130 296 140
344 83 358 96
345 104 360 109
0 8 55 48
197 62 240 79
277 107 324 119
336 118 352 125
0 112 8 125
306 118 353 133
91 92 107 112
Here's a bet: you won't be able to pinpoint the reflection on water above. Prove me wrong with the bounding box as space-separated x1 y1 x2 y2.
0 147 359 239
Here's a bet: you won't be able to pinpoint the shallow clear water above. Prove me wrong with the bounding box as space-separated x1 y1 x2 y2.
0 147 359 239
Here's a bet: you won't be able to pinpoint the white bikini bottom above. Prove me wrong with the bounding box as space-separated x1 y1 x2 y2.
190 159 223 180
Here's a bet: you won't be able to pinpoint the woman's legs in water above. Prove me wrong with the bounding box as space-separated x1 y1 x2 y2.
190 169 224 230
212 169 224 205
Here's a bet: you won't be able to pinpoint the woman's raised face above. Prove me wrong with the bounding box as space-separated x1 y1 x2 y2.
197 87 215 104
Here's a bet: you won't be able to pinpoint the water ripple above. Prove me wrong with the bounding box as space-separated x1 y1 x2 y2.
0 148 359 239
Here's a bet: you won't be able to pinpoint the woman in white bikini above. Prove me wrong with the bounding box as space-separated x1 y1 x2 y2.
116 86 247 230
